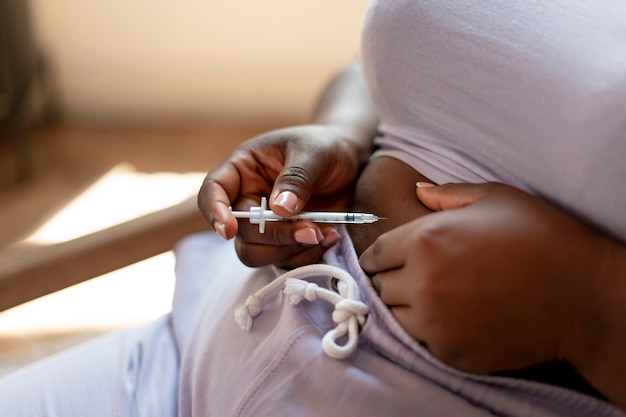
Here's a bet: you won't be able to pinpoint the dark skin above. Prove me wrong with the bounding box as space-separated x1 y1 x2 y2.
359 173 626 409
347 156 433 255
198 64 626 410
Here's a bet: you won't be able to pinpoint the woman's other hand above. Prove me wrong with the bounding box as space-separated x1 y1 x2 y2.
359 182 626 406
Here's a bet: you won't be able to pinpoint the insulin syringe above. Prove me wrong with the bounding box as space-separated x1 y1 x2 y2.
231 197 383 233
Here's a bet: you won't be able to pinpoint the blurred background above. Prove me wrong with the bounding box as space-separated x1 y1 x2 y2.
0 0 369 375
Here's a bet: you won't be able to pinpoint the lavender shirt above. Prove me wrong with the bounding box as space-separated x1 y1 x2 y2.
362 0 626 242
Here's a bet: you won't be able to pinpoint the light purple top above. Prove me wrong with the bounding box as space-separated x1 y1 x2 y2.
361 0 626 241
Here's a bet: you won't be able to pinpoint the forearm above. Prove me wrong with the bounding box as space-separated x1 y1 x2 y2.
311 62 379 154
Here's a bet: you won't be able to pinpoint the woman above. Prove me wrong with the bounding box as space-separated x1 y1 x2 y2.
199 0 626 413
1 0 624 415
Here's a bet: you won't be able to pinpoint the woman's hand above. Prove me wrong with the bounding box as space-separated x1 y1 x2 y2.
359 182 625 398
198 124 370 269
198 62 377 269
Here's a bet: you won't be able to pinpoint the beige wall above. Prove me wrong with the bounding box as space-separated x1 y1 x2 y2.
28 0 370 124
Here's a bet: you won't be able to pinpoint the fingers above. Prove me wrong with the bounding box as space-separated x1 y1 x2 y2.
199 125 360 242
234 224 341 268
370 269 410 307
389 306 425 343
236 220 323 246
236 239 332 269
269 150 329 216
198 162 244 239
416 182 494 212
268 130 358 216
359 224 411 274
371 277 427 345
197 125 360 271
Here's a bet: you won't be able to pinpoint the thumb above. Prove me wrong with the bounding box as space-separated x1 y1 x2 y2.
269 151 329 216
416 182 489 212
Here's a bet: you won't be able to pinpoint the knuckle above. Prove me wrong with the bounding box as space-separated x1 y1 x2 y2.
371 234 385 256
269 224 295 245
435 182 455 194
276 166 314 190
368 239 386 267
197 178 214 209
411 220 447 251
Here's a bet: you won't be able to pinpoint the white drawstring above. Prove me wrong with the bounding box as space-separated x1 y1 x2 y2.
234 264 369 359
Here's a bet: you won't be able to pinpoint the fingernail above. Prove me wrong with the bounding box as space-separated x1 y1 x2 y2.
213 222 227 239
294 227 320 245
416 181 435 188
274 191 298 213
321 228 341 248
315 227 325 242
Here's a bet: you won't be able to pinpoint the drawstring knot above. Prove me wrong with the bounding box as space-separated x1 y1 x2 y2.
332 299 368 324
234 264 368 359
233 294 262 332
285 280 319 304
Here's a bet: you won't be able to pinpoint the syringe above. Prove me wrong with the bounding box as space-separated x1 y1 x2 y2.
231 197 383 233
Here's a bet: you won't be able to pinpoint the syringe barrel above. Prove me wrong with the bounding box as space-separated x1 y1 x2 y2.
287 212 370 223
232 200 381 234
